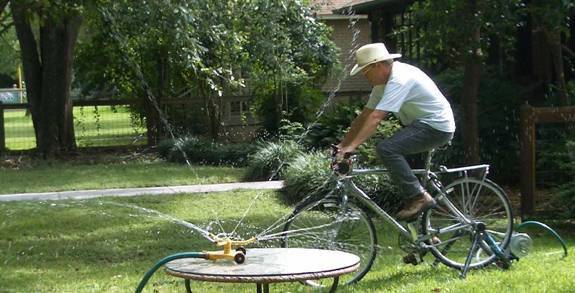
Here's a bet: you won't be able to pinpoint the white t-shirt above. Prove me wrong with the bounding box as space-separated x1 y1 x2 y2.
365 61 456 133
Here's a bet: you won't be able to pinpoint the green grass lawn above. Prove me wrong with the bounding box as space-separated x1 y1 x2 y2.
0 155 245 194
4 105 146 150
0 191 573 292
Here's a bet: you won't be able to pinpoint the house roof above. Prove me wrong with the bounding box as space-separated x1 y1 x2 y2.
310 0 371 16
333 0 413 14
310 0 369 19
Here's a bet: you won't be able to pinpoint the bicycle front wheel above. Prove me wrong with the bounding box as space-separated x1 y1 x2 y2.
281 197 377 287
421 178 513 270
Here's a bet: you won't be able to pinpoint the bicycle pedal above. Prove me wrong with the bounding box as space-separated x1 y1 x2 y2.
402 253 422 266
495 259 512 270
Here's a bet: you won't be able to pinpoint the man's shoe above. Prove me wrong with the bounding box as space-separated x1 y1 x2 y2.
396 191 436 222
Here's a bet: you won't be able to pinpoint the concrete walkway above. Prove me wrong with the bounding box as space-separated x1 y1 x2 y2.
0 181 284 202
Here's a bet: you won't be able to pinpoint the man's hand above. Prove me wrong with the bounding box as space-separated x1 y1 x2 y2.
335 144 355 162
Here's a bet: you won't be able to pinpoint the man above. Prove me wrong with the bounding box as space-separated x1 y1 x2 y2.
336 43 455 221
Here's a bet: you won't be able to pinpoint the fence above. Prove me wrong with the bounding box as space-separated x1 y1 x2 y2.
519 105 575 219
0 100 147 151
0 88 26 104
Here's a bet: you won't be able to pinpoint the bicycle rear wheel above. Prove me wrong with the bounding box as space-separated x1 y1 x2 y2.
281 197 377 287
421 178 513 270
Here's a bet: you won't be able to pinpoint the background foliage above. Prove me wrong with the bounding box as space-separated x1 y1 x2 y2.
74 0 337 139
433 67 523 182
157 136 257 167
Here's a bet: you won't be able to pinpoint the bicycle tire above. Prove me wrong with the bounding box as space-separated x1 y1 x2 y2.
281 196 378 287
421 178 513 270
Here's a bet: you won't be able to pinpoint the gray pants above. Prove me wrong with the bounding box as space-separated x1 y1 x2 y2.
376 120 454 200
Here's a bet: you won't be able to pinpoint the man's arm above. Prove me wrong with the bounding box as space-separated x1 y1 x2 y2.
337 107 387 154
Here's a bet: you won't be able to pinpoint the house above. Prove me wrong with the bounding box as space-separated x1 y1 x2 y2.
218 1 374 140
310 0 373 100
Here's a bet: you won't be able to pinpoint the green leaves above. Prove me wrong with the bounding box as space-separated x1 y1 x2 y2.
75 0 335 100
74 0 337 138
410 0 522 68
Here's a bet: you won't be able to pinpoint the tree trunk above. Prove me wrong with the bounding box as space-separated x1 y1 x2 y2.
461 0 481 165
145 99 159 146
12 3 43 146
155 49 166 140
461 54 482 165
12 2 82 157
207 95 220 140
143 49 168 146
271 75 283 134
543 28 569 106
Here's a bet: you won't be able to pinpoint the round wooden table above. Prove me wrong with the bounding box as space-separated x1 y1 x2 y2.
165 248 360 293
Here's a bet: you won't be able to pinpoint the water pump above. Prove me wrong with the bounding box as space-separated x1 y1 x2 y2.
507 221 568 261
460 220 567 278
508 232 533 259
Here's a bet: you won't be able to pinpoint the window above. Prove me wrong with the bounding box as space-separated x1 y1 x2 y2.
229 100 248 117
391 10 421 61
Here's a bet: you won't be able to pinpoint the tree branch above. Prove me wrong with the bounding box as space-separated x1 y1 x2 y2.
0 20 12 36
0 0 8 18
562 44 575 59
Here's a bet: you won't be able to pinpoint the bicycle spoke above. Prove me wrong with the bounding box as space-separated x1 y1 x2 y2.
281 198 377 287
422 178 513 270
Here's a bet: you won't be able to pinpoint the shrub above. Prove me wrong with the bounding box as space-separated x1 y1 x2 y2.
355 171 402 213
243 140 305 181
157 136 257 166
281 150 402 211
281 151 334 204
304 100 363 150
278 119 306 142
553 138 575 218
157 138 176 160
556 181 575 218
293 99 401 164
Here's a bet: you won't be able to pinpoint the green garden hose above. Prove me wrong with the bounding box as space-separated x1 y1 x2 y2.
517 221 568 258
135 252 208 293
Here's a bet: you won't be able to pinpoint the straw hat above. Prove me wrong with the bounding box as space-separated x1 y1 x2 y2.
350 43 401 76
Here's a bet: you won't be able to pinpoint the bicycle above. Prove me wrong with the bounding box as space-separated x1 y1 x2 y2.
280 145 514 287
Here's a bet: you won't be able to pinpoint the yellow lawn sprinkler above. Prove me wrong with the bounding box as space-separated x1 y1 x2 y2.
204 233 257 264
135 233 258 292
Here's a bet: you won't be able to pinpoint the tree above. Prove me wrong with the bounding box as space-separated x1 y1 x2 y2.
0 1 19 88
411 0 520 164
74 0 337 140
239 0 336 135
0 0 7 19
0 26 20 87
528 0 574 106
4 0 83 157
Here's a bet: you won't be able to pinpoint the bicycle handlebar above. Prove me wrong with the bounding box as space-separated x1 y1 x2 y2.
330 144 354 175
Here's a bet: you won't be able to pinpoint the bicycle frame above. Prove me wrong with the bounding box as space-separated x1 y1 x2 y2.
335 162 491 245
281 147 514 284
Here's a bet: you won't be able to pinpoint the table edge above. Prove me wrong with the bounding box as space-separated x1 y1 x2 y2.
165 262 360 284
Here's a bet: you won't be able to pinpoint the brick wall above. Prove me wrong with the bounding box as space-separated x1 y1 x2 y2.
320 18 372 94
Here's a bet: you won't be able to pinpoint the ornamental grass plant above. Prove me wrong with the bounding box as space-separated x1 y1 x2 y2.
243 140 304 181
